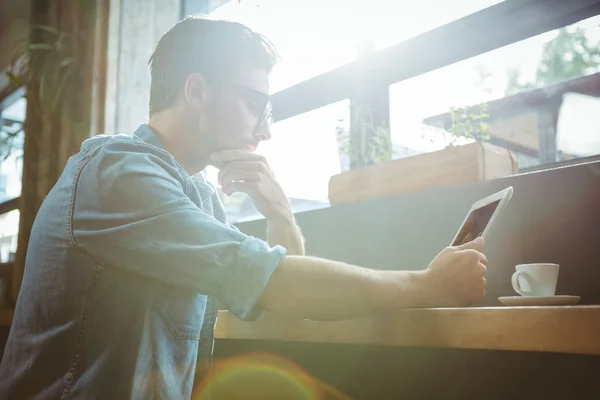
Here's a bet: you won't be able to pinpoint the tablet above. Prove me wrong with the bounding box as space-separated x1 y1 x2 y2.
451 186 513 246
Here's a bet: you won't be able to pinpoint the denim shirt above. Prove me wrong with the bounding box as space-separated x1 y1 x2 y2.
0 125 286 399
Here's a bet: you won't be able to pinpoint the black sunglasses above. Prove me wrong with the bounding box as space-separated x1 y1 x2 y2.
232 84 273 129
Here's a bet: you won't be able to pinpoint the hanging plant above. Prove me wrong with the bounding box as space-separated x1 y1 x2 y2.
6 24 78 113
1 23 81 161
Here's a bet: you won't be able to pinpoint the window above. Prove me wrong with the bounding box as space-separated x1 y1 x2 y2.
208 1 510 221
0 210 19 263
211 0 503 93
0 96 25 201
388 15 600 169
205 100 349 223
0 94 26 263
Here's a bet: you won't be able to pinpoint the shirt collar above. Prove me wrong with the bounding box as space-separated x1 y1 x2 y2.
132 124 216 199
132 124 165 150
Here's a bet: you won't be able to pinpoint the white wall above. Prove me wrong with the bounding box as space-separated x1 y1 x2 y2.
103 0 180 136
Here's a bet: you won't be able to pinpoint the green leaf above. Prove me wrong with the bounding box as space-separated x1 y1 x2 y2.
5 71 23 87
32 24 61 35
26 43 55 51
59 57 74 68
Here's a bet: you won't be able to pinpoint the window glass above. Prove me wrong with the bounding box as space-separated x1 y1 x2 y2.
388 15 600 169
0 209 19 263
0 96 25 202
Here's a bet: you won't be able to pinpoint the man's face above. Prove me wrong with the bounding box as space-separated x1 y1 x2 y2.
201 67 273 154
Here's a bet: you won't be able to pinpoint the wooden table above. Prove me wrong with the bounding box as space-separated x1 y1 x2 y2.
215 306 600 356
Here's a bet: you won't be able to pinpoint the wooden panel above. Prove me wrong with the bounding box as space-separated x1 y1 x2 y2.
0 198 19 215
481 142 519 180
12 0 110 305
214 332 600 399
0 308 13 327
215 306 600 355
328 143 518 204
488 112 540 152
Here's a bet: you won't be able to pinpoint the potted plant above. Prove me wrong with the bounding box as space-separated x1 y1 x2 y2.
334 104 393 172
328 102 518 205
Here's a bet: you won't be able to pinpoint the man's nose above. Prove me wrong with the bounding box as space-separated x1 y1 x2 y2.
255 124 272 141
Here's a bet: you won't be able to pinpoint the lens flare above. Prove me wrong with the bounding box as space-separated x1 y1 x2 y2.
192 352 350 400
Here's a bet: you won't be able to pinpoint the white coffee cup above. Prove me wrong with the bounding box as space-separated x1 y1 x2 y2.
511 263 560 296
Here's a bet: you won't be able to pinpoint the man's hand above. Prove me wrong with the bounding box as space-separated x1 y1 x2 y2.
209 150 292 220
420 236 487 307
210 149 305 255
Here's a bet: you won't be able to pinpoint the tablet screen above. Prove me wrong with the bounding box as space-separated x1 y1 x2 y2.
452 200 500 246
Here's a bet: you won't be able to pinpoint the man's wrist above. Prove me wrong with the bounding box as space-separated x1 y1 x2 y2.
266 204 295 225
378 270 434 310
266 205 305 256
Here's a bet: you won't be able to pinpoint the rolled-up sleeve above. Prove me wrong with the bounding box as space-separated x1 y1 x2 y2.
71 143 286 320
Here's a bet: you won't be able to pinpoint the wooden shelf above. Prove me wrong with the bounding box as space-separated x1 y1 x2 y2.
215 306 600 356
0 308 14 327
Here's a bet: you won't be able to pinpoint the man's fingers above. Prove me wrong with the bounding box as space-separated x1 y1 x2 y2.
457 248 488 265
479 262 488 275
219 169 260 188
222 181 254 196
456 235 484 251
466 249 488 265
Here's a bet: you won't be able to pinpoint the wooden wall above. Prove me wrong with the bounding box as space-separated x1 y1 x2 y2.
11 0 109 304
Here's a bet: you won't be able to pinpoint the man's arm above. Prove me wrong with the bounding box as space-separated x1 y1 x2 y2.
73 144 285 321
258 238 488 321
267 213 305 256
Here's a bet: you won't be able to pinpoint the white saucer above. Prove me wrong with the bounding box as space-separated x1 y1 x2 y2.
498 295 581 306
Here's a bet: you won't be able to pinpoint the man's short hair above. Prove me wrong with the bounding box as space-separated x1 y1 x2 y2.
148 16 278 116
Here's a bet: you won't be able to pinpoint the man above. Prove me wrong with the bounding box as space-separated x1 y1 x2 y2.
0 16 487 399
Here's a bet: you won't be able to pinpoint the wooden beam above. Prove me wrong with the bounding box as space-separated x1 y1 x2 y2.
0 197 19 215
272 0 600 123
12 0 109 305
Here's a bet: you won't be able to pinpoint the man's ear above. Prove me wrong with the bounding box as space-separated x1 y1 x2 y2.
183 73 210 111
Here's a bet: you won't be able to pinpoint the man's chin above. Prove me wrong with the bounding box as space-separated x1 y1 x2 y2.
209 160 225 170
